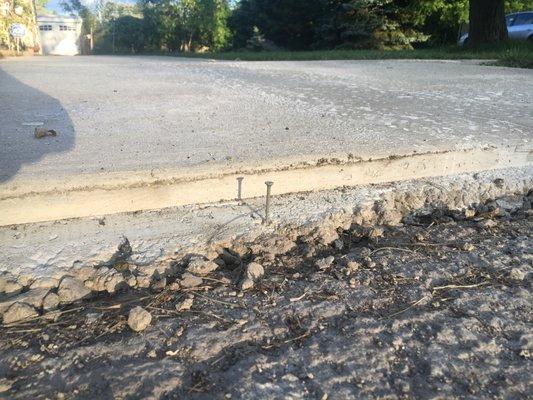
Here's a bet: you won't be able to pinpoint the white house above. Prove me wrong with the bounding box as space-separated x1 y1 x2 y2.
37 14 82 55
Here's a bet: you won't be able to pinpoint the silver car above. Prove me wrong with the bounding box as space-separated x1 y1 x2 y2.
458 11 533 45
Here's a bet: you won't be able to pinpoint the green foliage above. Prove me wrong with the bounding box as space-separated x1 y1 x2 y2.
114 15 145 52
245 26 277 51
132 0 230 52
35 0 49 13
230 0 430 51
60 0 533 54
229 0 327 50
61 0 97 31
1 0 41 50
333 0 428 49
171 41 533 69
60 0 230 53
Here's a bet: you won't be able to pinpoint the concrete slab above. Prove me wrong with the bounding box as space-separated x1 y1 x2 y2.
1 166 531 281
0 56 532 225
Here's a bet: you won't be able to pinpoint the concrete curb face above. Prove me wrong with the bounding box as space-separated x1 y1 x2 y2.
1 147 530 226
0 165 531 287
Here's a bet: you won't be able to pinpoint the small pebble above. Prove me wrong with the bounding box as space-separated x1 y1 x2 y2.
128 306 152 332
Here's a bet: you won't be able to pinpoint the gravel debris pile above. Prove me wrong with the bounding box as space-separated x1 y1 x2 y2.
0 194 531 399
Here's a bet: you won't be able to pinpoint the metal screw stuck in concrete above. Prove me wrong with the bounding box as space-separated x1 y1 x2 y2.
237 177 244 200
264 181 274 224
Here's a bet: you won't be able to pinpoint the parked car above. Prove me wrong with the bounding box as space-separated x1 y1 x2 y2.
458 11 533 45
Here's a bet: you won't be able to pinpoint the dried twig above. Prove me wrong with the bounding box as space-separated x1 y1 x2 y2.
379 295 429 320
289 291 308 302
432 281 490 292
200 276 231 285
370 247 417 256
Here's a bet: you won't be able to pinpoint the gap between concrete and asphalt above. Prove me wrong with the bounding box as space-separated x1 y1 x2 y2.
1 146 530 226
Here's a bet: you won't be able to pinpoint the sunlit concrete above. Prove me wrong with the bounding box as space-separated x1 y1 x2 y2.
0 56 531 225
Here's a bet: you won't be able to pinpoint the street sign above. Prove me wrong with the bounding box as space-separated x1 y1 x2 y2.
9 23 26 38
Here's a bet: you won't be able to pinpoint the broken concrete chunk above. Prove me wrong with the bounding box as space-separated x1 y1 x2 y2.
34 127 57 139
74 266 98 282
464 208 476 218
509 268 526 282
179 273 203 288
245 262 264 281
104 273 126 293
368 227 384 238
136 274 152 289
175 296 194 311
186 258 218 276
3 280 23 295
238 262 265 291
42 293 60 311
29 277 59 290
205 248 219 261
126 275 137 288
240 277 254 291
314 225 339 245
57 277 91 304
2 303 38 324
462 243 475 252
0 288 50 315
347 261 360 271
88 267 111 292
128 306 152 332
316 256 335 270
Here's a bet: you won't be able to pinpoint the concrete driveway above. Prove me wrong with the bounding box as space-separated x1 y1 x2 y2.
0 56 531 224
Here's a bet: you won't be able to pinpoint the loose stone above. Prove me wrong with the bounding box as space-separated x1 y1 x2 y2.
128 306 152 332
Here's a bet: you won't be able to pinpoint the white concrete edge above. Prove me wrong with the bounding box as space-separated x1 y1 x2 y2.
1 146 531 226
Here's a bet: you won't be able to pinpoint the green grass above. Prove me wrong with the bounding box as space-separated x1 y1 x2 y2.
168 42 533 68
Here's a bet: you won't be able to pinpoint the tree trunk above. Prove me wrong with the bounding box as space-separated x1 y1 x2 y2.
469 0 508 46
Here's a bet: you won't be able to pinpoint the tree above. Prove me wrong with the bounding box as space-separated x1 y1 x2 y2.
60 0 98 34
35 0 49 13
195 0 231 51
114 15 145 52
229 0 326 50
137 0 230 52
468 0 508 45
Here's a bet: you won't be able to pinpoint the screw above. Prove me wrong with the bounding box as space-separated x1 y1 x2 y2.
236 177 244 200
264 181 274 224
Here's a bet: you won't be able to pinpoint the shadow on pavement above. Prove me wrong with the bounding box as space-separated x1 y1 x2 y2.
0 67 75 183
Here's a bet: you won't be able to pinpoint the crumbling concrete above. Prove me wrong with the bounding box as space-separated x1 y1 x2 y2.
0 190 530 398
0 166 531 323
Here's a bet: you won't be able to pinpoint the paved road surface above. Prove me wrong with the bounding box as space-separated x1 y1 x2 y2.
1 56 531 186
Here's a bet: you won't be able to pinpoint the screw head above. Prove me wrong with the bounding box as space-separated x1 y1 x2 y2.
237 176 244 182
265 181 274 187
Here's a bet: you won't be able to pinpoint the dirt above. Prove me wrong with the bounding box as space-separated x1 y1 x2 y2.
0 196 531 399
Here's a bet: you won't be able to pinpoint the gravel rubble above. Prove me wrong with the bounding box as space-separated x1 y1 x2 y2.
0 195 531 399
